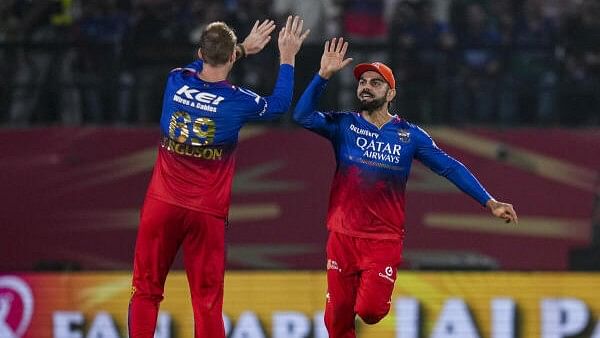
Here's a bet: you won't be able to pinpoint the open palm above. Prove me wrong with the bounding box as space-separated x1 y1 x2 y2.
319 37 353 79
241 19 276 55
278 15 310 64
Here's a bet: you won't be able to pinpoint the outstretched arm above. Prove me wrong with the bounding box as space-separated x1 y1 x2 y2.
415 128 518 224
264 15 310 113
243 16 310 121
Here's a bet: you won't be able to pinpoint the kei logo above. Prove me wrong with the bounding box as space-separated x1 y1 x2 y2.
0 276 34 338
175 85 225 105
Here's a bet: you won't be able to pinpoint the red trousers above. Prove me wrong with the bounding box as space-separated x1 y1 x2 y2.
325 231 402 338
129 196 226 338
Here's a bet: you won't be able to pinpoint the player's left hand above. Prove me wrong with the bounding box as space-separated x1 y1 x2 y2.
486 199 518 224
241 20 276 55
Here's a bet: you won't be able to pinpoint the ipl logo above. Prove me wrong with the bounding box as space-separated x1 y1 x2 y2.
0 276 33 338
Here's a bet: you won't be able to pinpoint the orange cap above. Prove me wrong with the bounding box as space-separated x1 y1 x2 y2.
353 62 396 89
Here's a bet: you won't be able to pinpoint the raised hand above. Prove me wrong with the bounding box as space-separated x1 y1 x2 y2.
278 15 310 66
486 199 518 224
240 19 276 56
318 37 353 79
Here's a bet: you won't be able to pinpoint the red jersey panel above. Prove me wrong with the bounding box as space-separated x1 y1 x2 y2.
146 144 236 217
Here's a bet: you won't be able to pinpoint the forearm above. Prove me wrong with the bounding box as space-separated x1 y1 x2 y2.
262 64 294 115
444 162 493 206
293 74 328 125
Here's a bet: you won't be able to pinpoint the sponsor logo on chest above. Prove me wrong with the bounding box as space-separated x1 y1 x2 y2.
349 123 403 165
173 85 224 112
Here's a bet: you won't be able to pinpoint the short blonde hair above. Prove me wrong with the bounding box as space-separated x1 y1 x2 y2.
199 22 237 66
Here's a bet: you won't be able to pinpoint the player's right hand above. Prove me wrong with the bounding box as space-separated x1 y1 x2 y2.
278 15 310 66
318 37 353 79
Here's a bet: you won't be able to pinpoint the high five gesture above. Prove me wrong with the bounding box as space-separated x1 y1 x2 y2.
278 15 310 66
318 37 354 79
239 19 276 57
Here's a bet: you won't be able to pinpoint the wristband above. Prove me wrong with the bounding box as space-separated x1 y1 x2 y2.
236 43 246 59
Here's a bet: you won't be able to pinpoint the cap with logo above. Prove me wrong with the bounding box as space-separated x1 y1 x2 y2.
353 62 396 89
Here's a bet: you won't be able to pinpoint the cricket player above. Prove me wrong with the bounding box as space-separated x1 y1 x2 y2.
293 38 518 338
128 17 309 338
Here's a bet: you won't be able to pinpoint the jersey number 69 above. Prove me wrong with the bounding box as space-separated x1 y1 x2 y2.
169 111 216 146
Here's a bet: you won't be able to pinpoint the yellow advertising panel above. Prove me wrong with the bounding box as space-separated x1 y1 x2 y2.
1 272 600 338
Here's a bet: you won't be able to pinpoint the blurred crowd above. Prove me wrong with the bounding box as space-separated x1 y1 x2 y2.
0 0 599 126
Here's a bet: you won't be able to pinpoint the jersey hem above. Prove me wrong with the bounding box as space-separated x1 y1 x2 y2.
146 193 227 219
328 227 403 241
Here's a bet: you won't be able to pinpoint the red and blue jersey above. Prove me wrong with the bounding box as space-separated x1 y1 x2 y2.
293 74 492 240
146 60 294 217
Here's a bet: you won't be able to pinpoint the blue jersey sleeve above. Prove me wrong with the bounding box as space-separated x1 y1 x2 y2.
292 74 338 139
241 64 295 121
414 126 493 206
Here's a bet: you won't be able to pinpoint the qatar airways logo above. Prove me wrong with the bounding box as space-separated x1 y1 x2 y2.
356 136 402 164
0 276 33 338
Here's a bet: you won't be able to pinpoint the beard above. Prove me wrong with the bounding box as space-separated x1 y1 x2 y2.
358 95 387 112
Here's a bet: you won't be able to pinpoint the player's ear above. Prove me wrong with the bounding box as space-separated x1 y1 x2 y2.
197 48 203 60
387 88 397 102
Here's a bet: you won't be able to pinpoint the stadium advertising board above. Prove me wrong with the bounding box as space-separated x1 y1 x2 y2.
0 272 599 338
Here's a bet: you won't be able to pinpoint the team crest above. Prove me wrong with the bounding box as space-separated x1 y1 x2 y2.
398 129 411 143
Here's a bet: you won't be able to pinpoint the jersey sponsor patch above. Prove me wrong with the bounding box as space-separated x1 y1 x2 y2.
350 123 380 139
327 259 341 272
378 266 395 283
173 85 224 112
